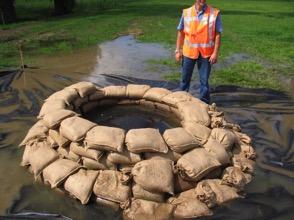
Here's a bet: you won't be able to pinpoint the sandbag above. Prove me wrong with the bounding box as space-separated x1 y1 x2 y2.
60 116 96 142
48 129 70 148
38 99 67 119
119 164 133 175
177 101 211 126
46 88 79 105
93 170 131 203
126 84 150 99
43 159 80 188
67 81 97 98
162 91 192 107
138 99 156 110
84 126 125 152
203 138 231 165
56 146 80 162
29 141 59 178
163 127 200 153
19 120 48 146
107 149 141 165
82 156 108 170
21 144 32 166
153 103 172 113
132 159 174 194
182 121 211 145
132 183 165 203
174 174 196 194
170 107 183 120
95 197 120 211
195 179 240 208
64 169 98 204
233 142 256 160
43 109 77 129
70 142 103 161
168 191 212 219
221 167 252 191
176 148 221 181
234 131 252 145
47 135 58 148
232 155 255 174
126 128 168 153
144 150 182 162
89 89 105 101
123 199 174 220
211 128 236 150
102 85 127 98
143 87 172 102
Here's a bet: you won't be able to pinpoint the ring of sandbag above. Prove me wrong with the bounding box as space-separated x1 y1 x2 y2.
20 82 256 219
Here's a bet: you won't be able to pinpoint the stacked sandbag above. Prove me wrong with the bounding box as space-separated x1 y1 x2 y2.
20 82 256 219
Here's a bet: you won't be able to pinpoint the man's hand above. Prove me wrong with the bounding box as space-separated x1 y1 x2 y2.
209 52 218 64
175 51 182 63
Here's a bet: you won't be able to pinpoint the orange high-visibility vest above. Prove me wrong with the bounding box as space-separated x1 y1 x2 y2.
182 5 220 59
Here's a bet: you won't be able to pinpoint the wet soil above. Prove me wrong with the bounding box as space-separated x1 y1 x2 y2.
0 35 293 219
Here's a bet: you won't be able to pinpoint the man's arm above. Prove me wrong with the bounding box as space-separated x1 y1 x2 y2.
175 30 185 62
209 32 221 64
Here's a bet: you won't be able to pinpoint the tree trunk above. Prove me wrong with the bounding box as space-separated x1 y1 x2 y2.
54 0 75 15
0 0 16 24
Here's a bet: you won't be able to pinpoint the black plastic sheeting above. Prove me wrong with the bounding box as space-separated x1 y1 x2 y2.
0 69 293 220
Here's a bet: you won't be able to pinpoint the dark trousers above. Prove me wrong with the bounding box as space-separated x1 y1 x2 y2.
179 55 212 104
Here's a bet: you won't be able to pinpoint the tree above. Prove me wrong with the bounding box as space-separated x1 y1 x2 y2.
0 0 16 24
54 0 75 15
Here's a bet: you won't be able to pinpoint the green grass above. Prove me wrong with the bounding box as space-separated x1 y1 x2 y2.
1 0 293 90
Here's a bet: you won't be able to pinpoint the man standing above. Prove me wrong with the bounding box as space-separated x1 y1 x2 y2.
175 0 222 104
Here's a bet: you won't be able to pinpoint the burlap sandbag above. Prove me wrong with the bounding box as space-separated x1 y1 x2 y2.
232 155 255 174
182 121 211 145
132 183 165 203
107 149 141 165
57 146 81 162
67 81 97 98
19 120 48 146
162 91 192 107
93 170 131 203
42 109 77 129
177 101 211 126
47 135 58 148
43 159 80 188
163 127 200 153
102 85 127 98
170 107 183 120
234 131 252 145
73 96 88 109
174 174 196 194
132 159 174 194
168 191 212 219
81 101 99 113
126 128 168 153
64 169 99 204
203 138 231 165
119 164 133 175
153 103 172 113
70 142 103 161
221 166 252 191
21 144 32 166
143 87 172 102
60 116 96 142
38 99 67 119
48 129 70 148
211 128 236 151
29 141 59 178
138 99 156 110
195 179 240 208
82 156 108 170
144 150 182 162
46 88 79 105
95 197 120 211
233 142 256 160
84 126 125 152
123 198 174 220
176 148 221 181
126 84 151 99
89 89 105 101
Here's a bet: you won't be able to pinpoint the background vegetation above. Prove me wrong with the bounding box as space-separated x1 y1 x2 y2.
1 0 293 90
